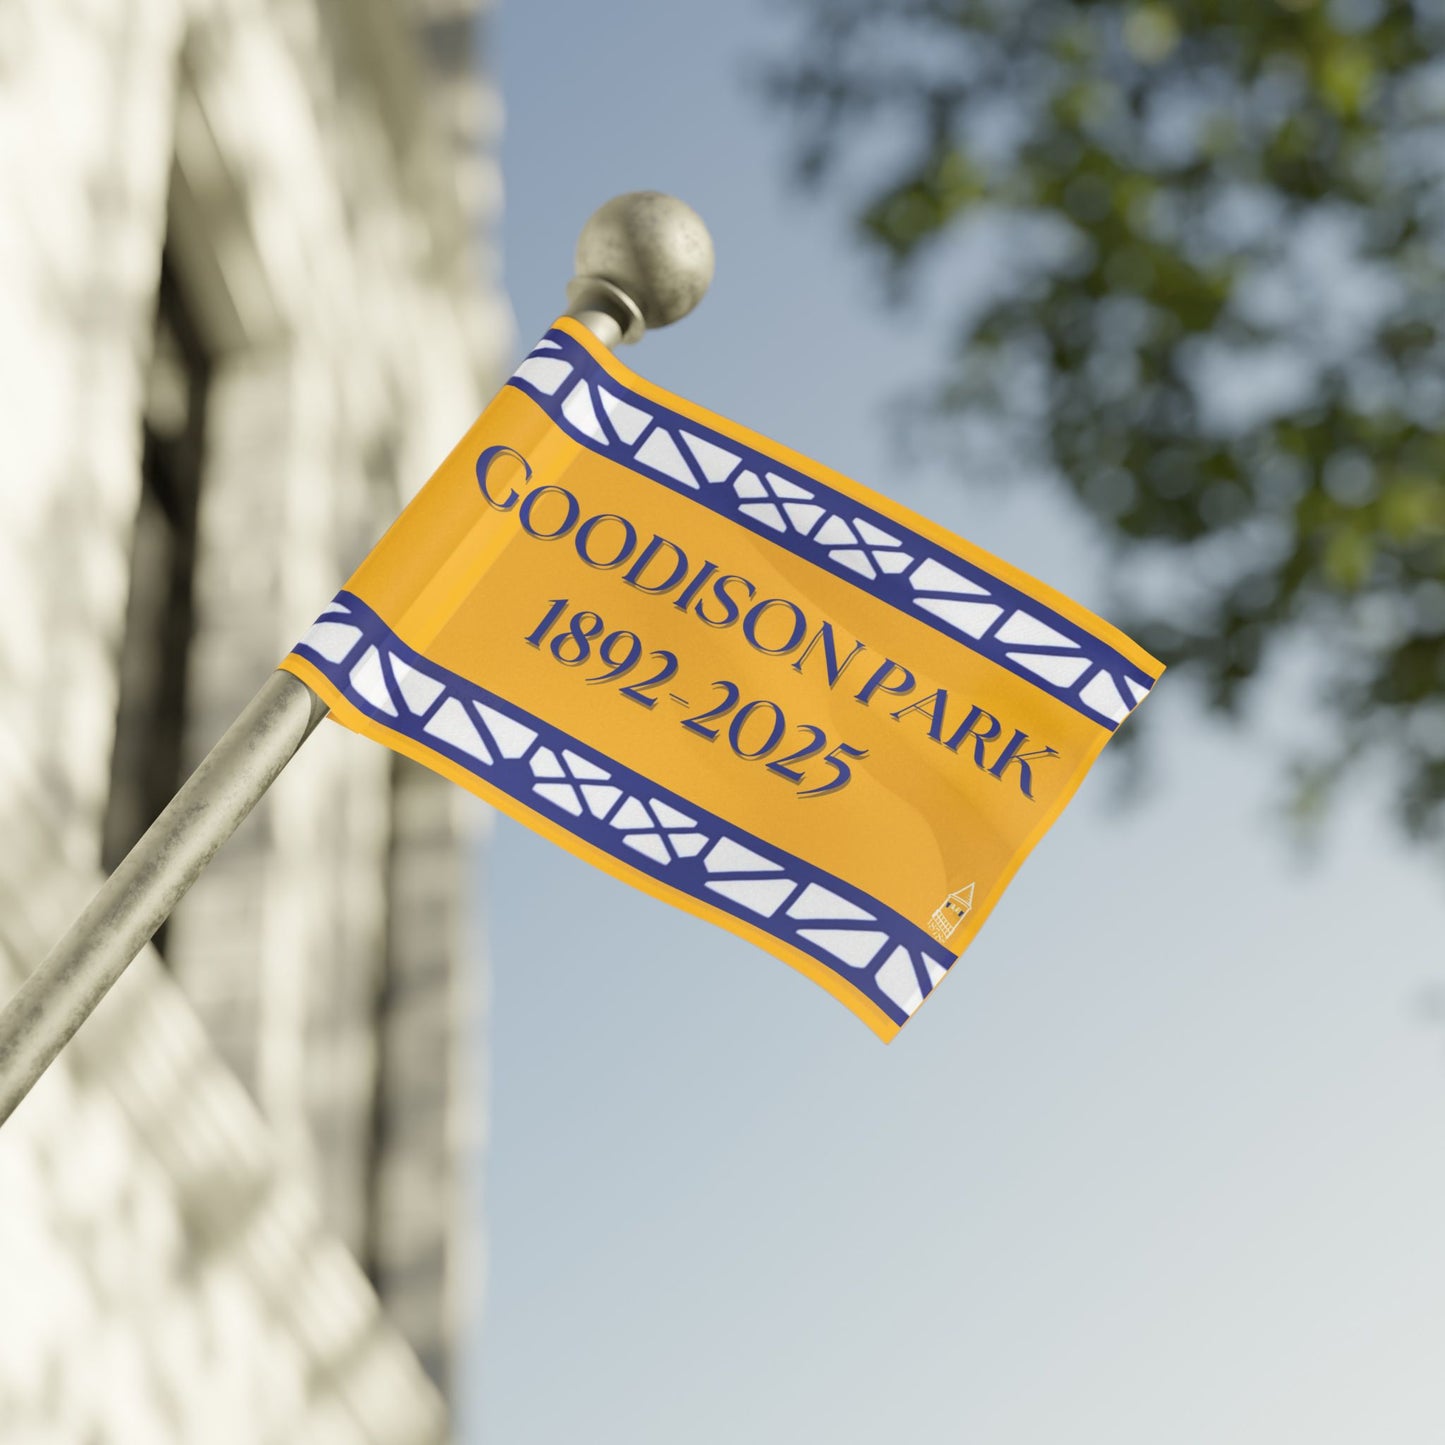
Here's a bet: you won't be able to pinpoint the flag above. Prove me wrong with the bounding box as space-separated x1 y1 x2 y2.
282 319 1161 1041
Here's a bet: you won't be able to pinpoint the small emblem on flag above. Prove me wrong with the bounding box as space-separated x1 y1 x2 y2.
927 884 976 944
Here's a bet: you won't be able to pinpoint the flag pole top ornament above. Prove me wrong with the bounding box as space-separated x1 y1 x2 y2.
567 191 715 344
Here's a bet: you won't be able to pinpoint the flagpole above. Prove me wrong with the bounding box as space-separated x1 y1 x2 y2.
0 192 715 1127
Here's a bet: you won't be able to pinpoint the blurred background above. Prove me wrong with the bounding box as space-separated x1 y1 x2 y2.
0 1 507 1441
4 1 1445 1443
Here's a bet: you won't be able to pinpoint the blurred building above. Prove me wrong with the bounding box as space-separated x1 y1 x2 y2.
0 1 509 1441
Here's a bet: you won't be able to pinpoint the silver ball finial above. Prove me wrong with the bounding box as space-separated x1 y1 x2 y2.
568 192 715 343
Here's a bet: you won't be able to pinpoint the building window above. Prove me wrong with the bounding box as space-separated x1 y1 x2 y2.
101 256 212 956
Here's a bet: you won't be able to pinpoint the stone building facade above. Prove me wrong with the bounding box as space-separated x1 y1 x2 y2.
0 0 508 1439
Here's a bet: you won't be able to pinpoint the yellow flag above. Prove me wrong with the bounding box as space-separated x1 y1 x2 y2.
282 319 1161 1040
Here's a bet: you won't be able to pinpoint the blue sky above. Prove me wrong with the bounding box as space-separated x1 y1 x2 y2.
467 5 1445 1441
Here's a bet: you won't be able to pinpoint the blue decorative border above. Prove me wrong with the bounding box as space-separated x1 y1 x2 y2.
292 592 955 1030
507 328 1156 731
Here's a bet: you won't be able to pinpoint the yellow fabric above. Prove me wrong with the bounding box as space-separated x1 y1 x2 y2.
281 319 1161 1040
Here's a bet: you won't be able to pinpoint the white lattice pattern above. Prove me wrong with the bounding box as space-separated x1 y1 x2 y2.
508 335 1154 729
298 598 952 1021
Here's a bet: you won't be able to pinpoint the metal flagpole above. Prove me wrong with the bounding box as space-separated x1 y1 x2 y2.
0 191 715 1127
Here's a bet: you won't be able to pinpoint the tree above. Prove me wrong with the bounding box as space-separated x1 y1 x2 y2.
766 0 1445 833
